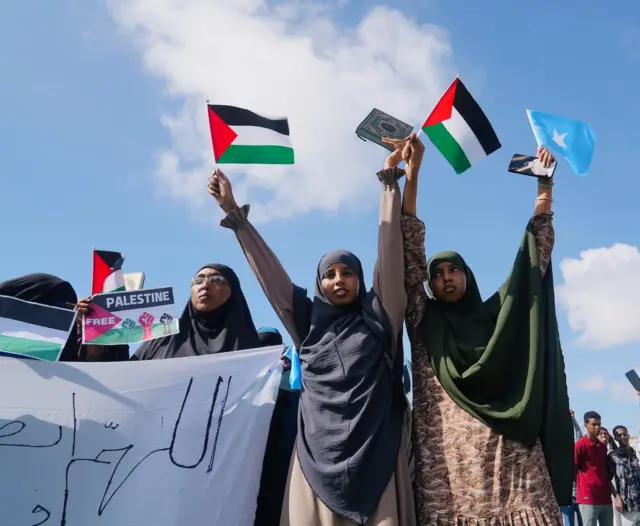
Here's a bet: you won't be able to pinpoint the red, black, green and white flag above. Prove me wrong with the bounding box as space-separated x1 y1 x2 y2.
422 77 501 174
92 249 125 295
0 295 76 361
207 104 294 165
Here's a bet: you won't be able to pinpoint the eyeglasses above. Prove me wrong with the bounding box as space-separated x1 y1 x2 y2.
191 275 227 287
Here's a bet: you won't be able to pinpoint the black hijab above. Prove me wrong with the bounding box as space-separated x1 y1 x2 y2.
257 327 283 347
0 273 80 361
135 264 260 360
294 250 403 524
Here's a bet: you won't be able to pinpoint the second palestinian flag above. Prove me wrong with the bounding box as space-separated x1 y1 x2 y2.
422 77 501 174
0 295 75 361
92 249 125 295
207 104 294 165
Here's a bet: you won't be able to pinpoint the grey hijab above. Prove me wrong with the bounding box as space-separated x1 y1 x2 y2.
295 250 403 524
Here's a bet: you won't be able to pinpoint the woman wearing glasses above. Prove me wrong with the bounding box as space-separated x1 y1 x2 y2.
133 264 261 359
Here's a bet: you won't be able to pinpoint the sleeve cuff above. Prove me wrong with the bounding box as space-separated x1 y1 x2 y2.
220 204 250 232
376 167 406 186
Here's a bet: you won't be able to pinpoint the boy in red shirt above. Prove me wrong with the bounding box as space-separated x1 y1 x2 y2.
575 411 621 526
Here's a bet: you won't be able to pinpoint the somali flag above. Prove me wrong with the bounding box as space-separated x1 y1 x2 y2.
526 110 595 176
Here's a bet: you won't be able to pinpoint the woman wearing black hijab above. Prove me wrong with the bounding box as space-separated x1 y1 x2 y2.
210 141 415 525
0 273 81 361
134 264 260 360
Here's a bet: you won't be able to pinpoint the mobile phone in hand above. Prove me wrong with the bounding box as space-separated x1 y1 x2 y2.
626 369 640 391
508 153 556 179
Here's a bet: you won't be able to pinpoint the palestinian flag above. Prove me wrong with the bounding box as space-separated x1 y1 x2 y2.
207 104 294 165
92 249 125 295
422 77 501 174
0 295 75 361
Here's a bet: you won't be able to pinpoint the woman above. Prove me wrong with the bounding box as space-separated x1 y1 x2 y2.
402 138 573 524
133 264 260 359
209 143 415 525
0 273 81 361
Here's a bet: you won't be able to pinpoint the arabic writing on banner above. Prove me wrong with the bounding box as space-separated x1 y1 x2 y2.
82 287 180 345
0 346 283 525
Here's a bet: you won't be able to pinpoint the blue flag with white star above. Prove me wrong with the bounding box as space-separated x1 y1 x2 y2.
526 110 595 176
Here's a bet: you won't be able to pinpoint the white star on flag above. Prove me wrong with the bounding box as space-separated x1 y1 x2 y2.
553 129 568 149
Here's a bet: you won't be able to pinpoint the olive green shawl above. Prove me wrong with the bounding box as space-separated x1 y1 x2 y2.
424 220 573 506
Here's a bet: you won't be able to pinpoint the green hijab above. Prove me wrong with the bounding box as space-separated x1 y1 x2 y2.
423 221 573 506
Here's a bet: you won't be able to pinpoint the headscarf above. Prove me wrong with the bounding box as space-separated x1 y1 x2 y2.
0 273 80 361
0 273 77 308
422 220 573 506
293 250 403 524
135 264 260 360
257 327 283 347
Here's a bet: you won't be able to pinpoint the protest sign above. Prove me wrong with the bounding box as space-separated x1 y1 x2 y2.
0 346 283 525
82 287 179 345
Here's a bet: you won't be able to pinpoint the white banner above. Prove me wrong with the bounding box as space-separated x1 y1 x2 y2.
0 346 283 526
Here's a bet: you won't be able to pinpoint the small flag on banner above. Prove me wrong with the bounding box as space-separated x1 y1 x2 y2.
92 249 125 295
422 76 501 174
526 110 595 176
207 104 295 165
0 295 76 361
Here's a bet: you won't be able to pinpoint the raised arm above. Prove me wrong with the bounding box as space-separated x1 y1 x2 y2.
209 170 305 347
372 166 407 338
385 134 429 336
531 147 556 277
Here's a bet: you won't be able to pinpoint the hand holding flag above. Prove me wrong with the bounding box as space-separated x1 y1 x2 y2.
526 110 595 176
208 169 239 214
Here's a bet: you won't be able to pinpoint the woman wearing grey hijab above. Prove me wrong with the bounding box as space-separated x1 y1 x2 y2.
210 140 416 526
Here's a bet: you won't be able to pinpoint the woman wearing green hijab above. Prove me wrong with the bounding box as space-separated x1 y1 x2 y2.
400 135 573 525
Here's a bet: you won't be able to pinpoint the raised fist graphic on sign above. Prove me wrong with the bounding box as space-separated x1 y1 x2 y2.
138 312 155 340
160 313 174 335
122 318 136 342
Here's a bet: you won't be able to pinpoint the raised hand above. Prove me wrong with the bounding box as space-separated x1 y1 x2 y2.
208 169 238 214
160 313 174 335
382 137 409 169
122 318 136 341
537 146 555 170
404 133 425 182
138 312 155 340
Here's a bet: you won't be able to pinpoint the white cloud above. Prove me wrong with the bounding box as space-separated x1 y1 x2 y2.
578 376 605 391
557 244 640 349
107 0 456 221
612 381 639 404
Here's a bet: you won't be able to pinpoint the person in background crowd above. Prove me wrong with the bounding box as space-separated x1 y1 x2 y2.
254 326 300 526
211 144 414 525
0 273 81 361
402 138 572 524
131 264 261 359
563 410 585 526
576 411 619 526
600 428 619 453
608 425 640 526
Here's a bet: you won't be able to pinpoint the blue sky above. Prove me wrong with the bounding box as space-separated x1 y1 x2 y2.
1 0 639 434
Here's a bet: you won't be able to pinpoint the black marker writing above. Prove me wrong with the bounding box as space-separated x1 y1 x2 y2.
104 422 119 431
207 376 232 473
32 504 50 525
